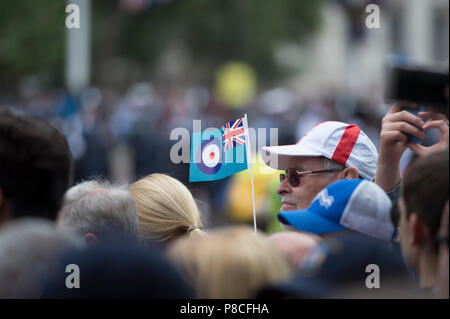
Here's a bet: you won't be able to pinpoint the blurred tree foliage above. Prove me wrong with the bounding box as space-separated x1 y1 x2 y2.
0 1 65 89
0 0 323 89
115 0 324 82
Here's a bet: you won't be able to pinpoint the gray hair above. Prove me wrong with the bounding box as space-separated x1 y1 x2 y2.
57 180 138 240
0 218 85 298
319 157 364 179
320 156 346 175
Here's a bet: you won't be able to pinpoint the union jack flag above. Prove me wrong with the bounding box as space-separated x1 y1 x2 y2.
222 118 246 150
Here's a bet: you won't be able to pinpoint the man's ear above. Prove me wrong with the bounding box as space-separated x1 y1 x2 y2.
409 213 426 247
342 167 359 180
84 233 99 245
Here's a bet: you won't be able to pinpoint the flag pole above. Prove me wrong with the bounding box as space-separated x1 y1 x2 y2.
243 114 257 233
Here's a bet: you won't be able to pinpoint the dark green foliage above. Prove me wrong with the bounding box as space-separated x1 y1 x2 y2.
0 0 323 89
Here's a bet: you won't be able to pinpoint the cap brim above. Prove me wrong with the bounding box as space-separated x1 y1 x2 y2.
261 145 323 170
278 209 345 235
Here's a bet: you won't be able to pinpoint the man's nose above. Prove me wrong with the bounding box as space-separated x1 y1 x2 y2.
276 178 292 195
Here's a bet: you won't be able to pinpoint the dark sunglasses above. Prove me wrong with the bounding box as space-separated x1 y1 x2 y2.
279 168 341 188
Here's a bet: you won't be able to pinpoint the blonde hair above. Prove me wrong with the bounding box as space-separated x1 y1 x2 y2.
129 174 204 245
167 226 293 299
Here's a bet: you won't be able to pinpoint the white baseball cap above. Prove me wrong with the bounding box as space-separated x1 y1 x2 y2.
261 121 378 180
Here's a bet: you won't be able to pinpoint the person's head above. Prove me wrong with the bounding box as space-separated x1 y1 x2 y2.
277 179 396 241
0 218 84 298
57 180 138 244
129 173 204 245
398 150 449 285
0 110 72 224
266 231 319 268
261 121 378 210
167 226 293 299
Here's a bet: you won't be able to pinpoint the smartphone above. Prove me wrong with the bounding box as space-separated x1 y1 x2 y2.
385 65 449 111
402 105 425 144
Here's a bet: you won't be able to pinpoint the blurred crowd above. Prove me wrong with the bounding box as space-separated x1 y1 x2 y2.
1 77 441 231
1 0 448 303
0 79 448 298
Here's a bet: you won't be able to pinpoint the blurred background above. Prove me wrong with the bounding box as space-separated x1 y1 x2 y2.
0 0 448 231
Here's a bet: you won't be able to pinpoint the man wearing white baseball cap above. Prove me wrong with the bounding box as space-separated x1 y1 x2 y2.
261 121 378 212
277 179 397 242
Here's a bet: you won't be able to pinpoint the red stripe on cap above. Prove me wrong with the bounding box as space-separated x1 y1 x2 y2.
331 124 360 166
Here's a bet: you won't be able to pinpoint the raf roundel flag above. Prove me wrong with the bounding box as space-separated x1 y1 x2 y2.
189 118 248 182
